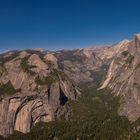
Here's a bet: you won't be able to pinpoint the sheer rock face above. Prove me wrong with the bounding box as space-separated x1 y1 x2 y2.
28 54 49 77
100 34 140 121
44 53 58 69
0 51 78 137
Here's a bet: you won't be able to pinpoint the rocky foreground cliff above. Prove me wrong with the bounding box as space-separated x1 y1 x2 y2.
0 50 79 137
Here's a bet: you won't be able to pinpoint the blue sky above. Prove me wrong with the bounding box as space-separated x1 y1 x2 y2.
0 0 140 51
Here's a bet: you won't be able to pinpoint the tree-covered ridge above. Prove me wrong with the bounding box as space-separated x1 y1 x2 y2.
1 86 139 140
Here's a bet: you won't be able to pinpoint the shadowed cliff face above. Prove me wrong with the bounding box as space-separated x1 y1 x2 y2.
0 50 78 137
100 34 140 121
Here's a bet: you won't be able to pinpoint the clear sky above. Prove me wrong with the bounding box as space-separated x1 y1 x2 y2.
0 0 140 51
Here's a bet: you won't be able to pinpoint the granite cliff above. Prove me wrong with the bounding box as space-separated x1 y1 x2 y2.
100 34 140 122
0 50 78 137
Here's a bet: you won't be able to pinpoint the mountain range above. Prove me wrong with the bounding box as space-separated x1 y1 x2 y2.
0 34 140 139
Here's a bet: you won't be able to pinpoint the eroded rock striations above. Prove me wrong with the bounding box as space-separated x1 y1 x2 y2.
0 51 78 137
